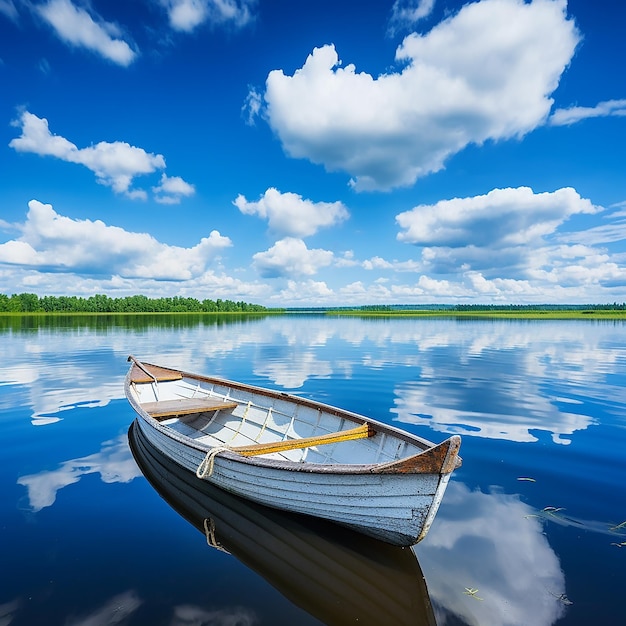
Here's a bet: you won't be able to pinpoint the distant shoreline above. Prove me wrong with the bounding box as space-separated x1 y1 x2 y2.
3 293 625 319
1 309 625 320
324 309 626 320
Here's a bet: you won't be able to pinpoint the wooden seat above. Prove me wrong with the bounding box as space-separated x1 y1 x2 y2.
231 423 376 457
142 397 238 419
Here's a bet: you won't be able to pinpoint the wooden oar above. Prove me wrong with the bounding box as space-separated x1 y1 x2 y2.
231 423 376 457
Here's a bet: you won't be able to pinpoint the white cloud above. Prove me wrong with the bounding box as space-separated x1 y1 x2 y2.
388 0 435 36
152 173 196 204
465 271 545 296
276 279 334 303
234 188 349 237
362 255 421 272
335 250 359 268
0 200 231 280
363 256 393 270
396 186 602 278
557 207 626 246
9 111 175 199
339 280 396 302
252 237 333 278
549 98 626 126
396 187 626 292
526 247 625 288
242 86 263 125
0 217 16 231
392 186 626 296
162 0 257 32
163 0 205 31
0 264 271 304
261 0 579 191
396 187 597 247
36 0 136 66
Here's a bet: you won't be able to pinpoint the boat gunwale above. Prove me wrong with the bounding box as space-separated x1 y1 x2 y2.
125 359 461 476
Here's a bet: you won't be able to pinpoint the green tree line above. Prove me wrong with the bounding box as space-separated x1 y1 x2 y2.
358 303 626 312
0 293 268 313
451 303 626 311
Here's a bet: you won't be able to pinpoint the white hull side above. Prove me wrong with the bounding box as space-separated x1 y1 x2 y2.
136 417 448 545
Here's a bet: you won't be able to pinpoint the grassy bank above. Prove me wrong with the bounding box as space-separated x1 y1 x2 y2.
326 309 626 320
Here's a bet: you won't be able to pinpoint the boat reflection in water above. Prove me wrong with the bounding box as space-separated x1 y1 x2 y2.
129 421 437 626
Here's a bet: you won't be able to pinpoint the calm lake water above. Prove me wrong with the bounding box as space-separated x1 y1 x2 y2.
1 314 625 625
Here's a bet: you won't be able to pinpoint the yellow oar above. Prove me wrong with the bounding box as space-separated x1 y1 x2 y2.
231 422 376 457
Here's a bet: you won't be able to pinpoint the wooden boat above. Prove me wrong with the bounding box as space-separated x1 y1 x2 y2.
125 355 461 546
128 420 437 626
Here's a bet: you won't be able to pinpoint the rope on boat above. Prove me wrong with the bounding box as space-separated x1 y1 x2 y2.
196 446 231 479
255 406 272 442
228 400 251 443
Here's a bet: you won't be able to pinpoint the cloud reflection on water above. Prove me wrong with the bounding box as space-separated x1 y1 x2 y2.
17 434 141 511
0 597 21 626
392 379 593 444
169 605 258 626
5 316 624 443
0 353 123 426
65 590 142 626
417 481 568 626
385 320 625 444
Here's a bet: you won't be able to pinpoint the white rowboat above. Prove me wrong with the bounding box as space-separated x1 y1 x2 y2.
125 355 461 546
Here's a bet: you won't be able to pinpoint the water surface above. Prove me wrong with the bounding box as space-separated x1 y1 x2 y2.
1 314 624 625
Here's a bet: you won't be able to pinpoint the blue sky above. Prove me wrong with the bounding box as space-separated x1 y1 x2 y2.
0 0 625 307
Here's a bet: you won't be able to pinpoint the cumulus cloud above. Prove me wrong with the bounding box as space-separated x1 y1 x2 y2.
320 185 626 302
396 186 598 276
0 200 231 280
261 0 579 191
362 256 421 272
252 237 333 278
234 188 349 237
526 245 625 288
36 0 136 66
396 187 597 247
549 99 626 126
277 279 334 302
9 111 193 200
0 265 270 304
162 0 257 32
152 173 196 204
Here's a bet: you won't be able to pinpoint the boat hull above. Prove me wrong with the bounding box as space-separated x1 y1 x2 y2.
135 416 451 545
